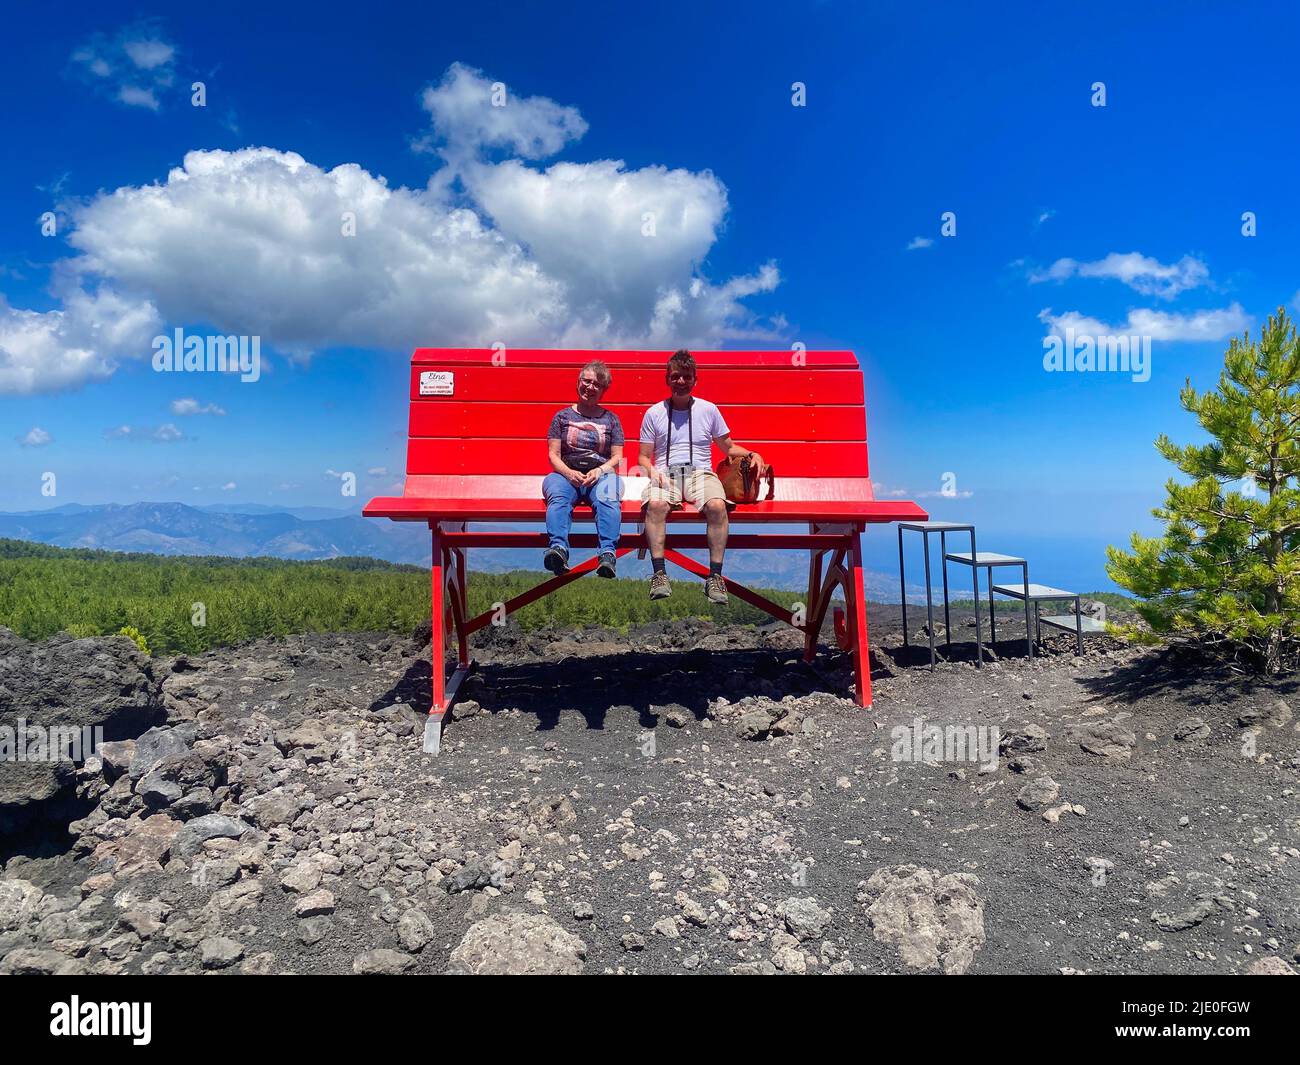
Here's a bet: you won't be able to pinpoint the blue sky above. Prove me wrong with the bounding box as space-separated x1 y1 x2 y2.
3 0 1298 589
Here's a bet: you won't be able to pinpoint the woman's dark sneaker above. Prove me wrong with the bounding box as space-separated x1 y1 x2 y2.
597 552 617 578
543 547 569 574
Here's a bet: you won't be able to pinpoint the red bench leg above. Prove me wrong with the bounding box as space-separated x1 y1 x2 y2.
798 529 871 707
426 525 448 753
424 528 475 754
848 527 873 710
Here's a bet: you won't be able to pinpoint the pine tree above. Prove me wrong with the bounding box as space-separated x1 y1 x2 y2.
1107 308 1300 673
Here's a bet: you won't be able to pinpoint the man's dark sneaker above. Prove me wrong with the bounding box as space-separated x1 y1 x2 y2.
597 552 617 579
649 572 672 599
705 574 728 604
543 547 569 575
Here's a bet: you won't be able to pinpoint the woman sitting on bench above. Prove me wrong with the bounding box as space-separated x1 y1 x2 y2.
542 360 624 578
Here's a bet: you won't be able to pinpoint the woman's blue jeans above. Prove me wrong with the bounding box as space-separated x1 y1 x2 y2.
542 471 622 556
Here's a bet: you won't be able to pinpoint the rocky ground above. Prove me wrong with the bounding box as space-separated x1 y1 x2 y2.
1 601 1298 976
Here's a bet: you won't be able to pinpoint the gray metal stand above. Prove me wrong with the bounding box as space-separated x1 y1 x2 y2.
899 524 1103 670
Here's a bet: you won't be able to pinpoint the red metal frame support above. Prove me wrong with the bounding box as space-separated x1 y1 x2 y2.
661 548 798 625
460 546 639 635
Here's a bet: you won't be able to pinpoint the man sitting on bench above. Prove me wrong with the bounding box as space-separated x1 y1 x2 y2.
638 349 765 604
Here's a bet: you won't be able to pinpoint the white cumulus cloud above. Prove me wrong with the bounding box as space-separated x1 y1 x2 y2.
116 85 161 111
71 21 177 111
18 427 52 447
170 398 227 416
2 62 781 395
105 423 185 442
0 288 160 395
122 37 175 71
65 146 570 357
915 488 974 499
1029 252 1209 299
420 61 587 159
1038 303 1250 342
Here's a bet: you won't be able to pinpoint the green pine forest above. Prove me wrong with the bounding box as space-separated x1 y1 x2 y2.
0 538 804 654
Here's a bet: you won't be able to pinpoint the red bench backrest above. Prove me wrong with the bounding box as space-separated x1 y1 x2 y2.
402 349 870 500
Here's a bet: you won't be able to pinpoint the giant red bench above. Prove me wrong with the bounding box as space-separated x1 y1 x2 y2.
364 348 927 752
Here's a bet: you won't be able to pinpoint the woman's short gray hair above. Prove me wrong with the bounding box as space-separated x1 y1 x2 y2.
579 360 612 391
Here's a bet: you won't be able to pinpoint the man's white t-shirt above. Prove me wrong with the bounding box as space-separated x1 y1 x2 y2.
640 398 730 471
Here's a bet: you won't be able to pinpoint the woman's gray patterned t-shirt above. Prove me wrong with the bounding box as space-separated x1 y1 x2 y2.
548 407 625 471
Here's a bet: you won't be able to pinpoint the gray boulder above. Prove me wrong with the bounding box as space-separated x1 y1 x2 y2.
397 909 436 953
999 724 1048 754
353 948 416 975
0 629 163 834
780 896 832 941
448 911 586 975
245 787 306 830
1067 720 1137 761
1174 717 1211 742
1016 776 1061 811
736 709 777 740
858 865 985 975
199 936 244 969
129 726 192 780
0 880 45 932
173 813 252 857
136 771 183 807
0 947 84 975
98 740 136 781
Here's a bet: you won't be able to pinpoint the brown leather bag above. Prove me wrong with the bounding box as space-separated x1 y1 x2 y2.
715 454 774 503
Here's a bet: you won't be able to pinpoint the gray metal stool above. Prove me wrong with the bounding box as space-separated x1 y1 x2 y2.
992 581 1101 655
945 551 1033 659
898 521 981 669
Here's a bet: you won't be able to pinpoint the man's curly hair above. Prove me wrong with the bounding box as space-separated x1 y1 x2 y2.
666 349 696 378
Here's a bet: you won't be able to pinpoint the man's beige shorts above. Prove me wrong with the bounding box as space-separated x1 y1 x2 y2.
641 469 729 511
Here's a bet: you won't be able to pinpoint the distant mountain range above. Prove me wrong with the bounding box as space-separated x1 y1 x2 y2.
0 502 429 565
0 502 917 598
